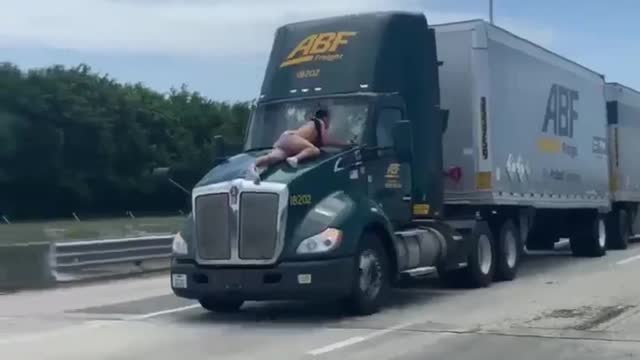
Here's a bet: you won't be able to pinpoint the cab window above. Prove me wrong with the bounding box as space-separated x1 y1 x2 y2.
376 108 402 148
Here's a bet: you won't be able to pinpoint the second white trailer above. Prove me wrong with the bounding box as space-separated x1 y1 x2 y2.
605 82 640 248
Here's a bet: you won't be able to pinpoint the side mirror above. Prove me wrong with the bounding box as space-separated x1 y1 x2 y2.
214 135 226 160
392 120 413 163
151 167 190 195
152 167 170 179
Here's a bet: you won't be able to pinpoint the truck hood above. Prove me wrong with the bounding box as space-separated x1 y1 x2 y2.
195 149 346 188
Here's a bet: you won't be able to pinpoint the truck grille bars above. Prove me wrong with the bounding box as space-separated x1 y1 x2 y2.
193 180 287 265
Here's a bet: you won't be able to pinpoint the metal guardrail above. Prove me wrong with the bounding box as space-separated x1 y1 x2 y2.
53 235 174 271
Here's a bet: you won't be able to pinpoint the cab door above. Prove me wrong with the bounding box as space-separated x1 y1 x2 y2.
367 102 412 227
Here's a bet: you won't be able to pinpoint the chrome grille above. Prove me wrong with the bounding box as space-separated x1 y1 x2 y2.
195 193 231 260
193 180 286 265
239 192 279 260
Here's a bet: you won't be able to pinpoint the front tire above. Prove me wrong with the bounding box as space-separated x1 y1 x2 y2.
345 232 390 316
199 298 244 313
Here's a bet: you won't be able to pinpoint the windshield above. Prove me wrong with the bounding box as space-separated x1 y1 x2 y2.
244 98 369 150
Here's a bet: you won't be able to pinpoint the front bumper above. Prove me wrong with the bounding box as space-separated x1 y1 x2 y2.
171 257 355 301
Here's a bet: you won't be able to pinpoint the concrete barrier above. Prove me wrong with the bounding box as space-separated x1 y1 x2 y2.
0 242 55 290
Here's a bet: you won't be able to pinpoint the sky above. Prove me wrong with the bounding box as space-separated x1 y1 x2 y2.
1 0 639 102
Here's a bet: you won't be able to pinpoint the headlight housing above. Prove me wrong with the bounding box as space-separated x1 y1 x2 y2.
172 232 188 255
296 228 343 254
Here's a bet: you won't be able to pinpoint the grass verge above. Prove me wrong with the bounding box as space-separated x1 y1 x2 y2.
0 216 184 245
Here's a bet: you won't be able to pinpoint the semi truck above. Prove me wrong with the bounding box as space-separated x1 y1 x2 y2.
169 12 640 315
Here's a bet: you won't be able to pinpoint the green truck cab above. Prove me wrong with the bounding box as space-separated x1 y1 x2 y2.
171 12 510 315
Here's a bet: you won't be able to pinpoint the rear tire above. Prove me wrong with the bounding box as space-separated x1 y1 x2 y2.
345 232 390 316
570 212 607 257
199 298 244 313
439 222 495 288
606 209 630 250
495 220 521 281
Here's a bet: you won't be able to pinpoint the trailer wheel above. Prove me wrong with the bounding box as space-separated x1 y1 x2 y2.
570 213 607 257
606 209 630 250
440 222 495 288
345 232 390 316
199 298 244 313
495 220 521 281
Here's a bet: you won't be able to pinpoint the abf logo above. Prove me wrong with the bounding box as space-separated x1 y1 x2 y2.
542 83 579 139
280 32 357 68
538 83 579 159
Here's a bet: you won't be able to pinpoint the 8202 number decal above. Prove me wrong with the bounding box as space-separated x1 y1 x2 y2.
290 194 312 206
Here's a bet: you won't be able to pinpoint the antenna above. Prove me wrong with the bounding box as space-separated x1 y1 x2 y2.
489 0 495 24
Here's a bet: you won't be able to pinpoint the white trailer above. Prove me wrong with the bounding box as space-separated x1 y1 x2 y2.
432 20 611 255
605 82 640 248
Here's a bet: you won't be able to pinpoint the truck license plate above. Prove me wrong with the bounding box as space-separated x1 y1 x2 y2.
172 274 187 289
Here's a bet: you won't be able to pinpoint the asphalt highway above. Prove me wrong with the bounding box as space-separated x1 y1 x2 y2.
2 241 640 359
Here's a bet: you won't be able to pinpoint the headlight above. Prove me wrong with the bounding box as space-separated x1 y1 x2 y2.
296 228 343 254
172 232 188 255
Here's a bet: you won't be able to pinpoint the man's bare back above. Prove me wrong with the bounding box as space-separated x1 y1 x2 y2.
290 120 328 146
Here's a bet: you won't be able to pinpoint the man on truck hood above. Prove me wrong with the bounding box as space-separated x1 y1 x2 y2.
249 108 352 180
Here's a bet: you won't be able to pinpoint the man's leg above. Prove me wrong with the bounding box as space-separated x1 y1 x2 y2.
274 133 321 168
286 146 320 168
247 148 287 183
255 148 287 168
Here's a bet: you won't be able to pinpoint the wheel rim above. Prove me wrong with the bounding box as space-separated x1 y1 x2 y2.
359 249 383 300
504 231 517 268
478 234 493 275
598 219 606 248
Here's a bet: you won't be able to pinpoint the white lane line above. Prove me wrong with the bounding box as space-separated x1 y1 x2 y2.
307 336 367 355
0 321 111 345
617 254 640 265
0 305 200 344
131 304 201 320
307 321 417 356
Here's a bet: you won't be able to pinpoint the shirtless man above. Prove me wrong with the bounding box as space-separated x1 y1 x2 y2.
251 109 349 175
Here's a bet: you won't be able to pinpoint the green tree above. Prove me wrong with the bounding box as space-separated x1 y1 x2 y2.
0 62 250 219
